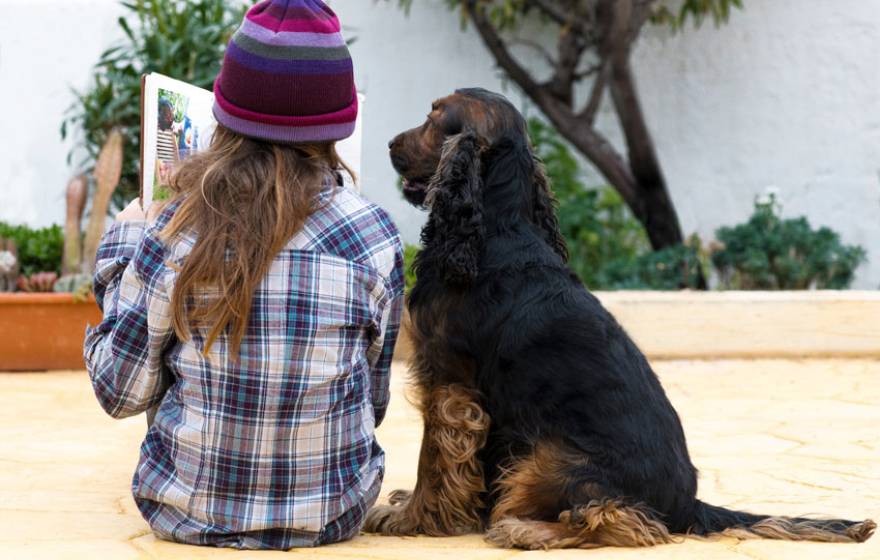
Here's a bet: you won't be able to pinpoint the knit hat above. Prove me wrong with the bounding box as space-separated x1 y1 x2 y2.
213 0 358 144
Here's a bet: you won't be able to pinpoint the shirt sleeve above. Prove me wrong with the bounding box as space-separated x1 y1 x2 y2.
366 239 405 428
83 221 175 419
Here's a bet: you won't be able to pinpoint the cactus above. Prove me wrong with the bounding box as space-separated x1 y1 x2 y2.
17 272 59 293
82 129 124 275
59 130 123 290
0 237 18 292
63 174 88 275
54 273 93 302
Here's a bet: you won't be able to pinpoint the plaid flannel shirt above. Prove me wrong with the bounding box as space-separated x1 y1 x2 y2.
84 181 404 550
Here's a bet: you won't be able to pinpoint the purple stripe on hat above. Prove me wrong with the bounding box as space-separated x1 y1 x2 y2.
219 56 354 116
266 1 336 21
249 8 339 33
214 102 355 143
269 0 333 10
266 6 336 21
226 41 352 75
239 19 346 48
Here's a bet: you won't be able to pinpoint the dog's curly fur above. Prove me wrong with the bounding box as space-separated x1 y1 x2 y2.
363 88 876 549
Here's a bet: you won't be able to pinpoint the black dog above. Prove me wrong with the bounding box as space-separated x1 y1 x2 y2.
363 88 875 549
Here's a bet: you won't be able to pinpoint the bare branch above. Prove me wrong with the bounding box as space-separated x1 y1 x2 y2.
547 27 585 106
527 0 570 27
466 0 637 203
508 38 556 67
578 63 608 124
574 62 602 81
466 0 550 106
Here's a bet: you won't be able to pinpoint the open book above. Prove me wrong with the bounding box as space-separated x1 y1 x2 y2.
139 72 364 208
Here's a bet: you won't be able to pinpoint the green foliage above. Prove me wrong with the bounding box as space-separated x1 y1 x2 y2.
529 119 650 286
0 223 64 277
651 0 743 30
599 239 704 290
159 89 188 122
403 244 420 294
61 0 247 208
403 123 861 292
529 118 703 290
711 194 866 290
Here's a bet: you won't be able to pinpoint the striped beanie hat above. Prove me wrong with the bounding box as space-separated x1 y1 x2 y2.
213 0 357 144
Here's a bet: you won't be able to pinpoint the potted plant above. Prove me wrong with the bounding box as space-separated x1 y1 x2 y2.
1 1 246 371
0 225 102 371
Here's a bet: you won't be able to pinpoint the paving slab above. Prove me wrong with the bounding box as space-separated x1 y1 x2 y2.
1 360 878 559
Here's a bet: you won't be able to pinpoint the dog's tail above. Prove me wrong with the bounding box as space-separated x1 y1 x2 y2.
690 500 875 543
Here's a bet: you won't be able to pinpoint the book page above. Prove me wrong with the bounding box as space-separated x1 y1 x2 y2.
140 73 216 209
141 73 364 208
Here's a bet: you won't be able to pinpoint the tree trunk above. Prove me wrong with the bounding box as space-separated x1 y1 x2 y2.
464 0 706 287
608 55 684 250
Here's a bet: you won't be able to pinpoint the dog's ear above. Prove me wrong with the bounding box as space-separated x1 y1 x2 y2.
425 132 485 285
531 154 569 262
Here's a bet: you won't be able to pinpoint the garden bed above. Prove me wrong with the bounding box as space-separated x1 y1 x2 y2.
393 291 880 362
0 293 102 371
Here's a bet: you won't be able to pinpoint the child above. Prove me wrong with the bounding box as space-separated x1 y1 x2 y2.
84 0 404 550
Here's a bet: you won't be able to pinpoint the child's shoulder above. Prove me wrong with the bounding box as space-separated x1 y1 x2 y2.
303 185 402 271
321 185 396 228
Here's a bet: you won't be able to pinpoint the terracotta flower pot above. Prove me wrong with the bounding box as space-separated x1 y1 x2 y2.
0 293 102 371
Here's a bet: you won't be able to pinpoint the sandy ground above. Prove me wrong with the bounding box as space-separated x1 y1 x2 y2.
1 359 878 559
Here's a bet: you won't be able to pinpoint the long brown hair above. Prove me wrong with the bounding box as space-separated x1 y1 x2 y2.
161 124 353 356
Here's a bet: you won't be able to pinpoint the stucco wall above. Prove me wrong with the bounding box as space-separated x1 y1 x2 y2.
0 0 123 226
2 0 878 287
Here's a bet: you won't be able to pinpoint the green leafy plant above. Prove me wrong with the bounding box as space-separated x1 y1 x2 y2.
711 193 866 289
0 223 64 278
529 119 650 287
529 118 702 290
599 238 704 290
61 0 247 208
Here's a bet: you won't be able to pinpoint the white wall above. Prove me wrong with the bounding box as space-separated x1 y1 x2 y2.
631 0 880 290
0 0 123 226
2 0 878 288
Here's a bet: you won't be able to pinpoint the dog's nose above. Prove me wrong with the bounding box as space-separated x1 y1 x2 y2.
388 138 396 150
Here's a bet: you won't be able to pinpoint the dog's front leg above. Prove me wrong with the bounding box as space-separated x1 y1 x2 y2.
364 383 489 536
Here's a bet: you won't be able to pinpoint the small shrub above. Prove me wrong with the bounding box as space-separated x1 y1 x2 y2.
711 193 866 289
0 223 64 277
598 238 704 290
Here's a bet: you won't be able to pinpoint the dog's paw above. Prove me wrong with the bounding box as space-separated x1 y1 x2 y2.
388 488 413 506
485 518 553 550
363 504 419 536
558 508 582 528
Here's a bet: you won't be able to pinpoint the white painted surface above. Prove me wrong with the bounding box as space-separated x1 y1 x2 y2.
0 0 123 224
2 0 878 287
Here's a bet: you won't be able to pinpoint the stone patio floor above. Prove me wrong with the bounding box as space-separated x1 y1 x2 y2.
1 359 878 559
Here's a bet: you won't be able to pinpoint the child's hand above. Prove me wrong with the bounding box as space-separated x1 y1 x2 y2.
115 198 148 222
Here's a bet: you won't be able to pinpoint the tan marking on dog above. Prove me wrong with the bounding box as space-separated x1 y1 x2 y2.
363 384 489 536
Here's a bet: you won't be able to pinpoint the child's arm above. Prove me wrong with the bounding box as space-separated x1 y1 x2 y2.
366 243 405 428
83 221 175 419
